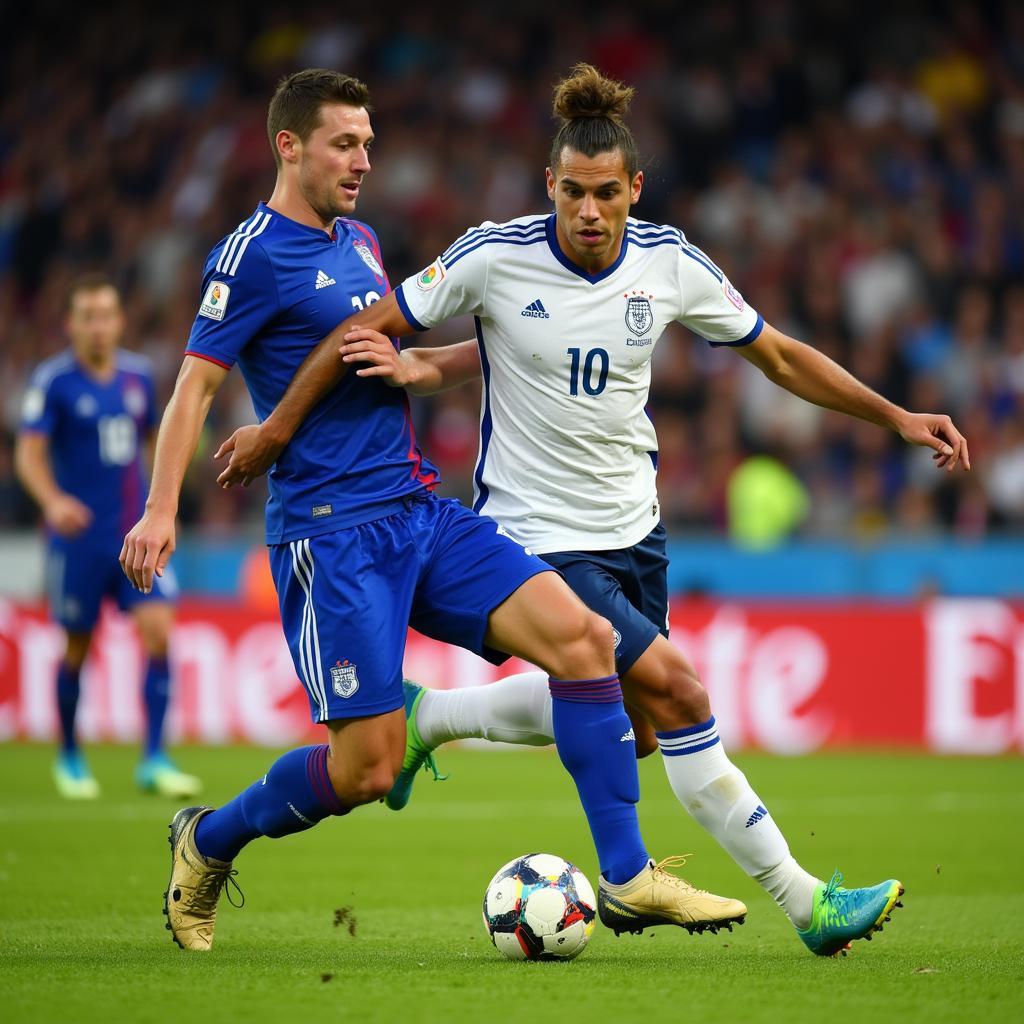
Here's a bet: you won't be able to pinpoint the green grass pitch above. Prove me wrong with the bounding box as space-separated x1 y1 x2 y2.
1 743 1022 1023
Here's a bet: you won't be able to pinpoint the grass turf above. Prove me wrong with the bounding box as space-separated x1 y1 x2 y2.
1 743 1022 1023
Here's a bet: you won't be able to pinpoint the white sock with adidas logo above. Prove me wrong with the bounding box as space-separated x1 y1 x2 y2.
657 720 820 929
415 671 554 748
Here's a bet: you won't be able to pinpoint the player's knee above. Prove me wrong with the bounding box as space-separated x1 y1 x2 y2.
63 633 91 670
630 651 711 729
663 663 711 725
572 611 616 668
330 761 397 806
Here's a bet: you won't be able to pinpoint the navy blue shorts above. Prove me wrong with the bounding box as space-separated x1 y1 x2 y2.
268 494 553 724
542 523 669 676
47 537 178 632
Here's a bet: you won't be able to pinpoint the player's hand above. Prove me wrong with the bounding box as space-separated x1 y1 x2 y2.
214 423 284 489
897 412 971 472
44 494 93 537
339 328 419 388
120 510 175 593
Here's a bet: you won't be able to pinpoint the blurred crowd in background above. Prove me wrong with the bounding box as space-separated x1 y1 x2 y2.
2 0 1023 544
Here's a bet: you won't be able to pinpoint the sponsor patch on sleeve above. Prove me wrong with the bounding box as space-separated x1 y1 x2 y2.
415 261 445 292
199 280 231 321
722 277 745 311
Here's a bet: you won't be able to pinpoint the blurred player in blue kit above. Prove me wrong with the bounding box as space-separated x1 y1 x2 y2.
120 69 740 952
219 65 972 957
15 274 201 801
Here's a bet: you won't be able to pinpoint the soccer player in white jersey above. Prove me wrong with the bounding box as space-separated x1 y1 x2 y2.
216 65 969 956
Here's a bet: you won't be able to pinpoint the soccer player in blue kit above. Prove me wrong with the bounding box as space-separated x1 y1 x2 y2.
119 69 741 952
217 65 973 958
15 274 201 800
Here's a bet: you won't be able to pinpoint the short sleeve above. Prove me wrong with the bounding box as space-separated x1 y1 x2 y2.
185 241 279 368
19 368 60 436
675 241 763 347
394 223 493 330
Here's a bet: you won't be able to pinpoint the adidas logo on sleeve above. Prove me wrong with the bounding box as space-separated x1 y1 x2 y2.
315 269 337 290
520 299 550 319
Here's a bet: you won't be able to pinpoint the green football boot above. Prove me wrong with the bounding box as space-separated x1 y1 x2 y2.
137 752 203 799
384 680 446 811
53 750 100 800
797 870 904 957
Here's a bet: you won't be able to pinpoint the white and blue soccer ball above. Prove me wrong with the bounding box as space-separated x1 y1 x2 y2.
482 853 597 961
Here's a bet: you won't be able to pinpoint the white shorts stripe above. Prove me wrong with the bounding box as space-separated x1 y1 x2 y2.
289 540 325 721
297 539 327 711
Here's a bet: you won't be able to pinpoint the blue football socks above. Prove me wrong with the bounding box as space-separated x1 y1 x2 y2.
142 656 171 758
548 675 649 884
194 745 347 862
56 663 81 754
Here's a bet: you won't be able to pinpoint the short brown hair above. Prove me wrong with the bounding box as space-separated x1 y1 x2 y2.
549 64 639 178
66 272 120 311
267 69 372 167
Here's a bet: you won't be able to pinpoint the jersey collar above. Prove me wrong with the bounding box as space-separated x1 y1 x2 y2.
259 201 343 243
544 214 630 284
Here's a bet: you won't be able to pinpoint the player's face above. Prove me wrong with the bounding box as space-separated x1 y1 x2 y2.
66 286 124 366
546 148 643 272
296 104 374 222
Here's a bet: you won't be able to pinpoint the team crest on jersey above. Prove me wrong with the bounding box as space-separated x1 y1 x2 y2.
75 394 98 418
625 291 654 336
331 660 359 698
353 241 384 277
723 277 745 311
415 260 445 291
199 280 231 321
123 384 147 418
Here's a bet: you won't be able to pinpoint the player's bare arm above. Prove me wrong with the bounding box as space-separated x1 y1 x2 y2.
120 355 227 592
14 431 93 537
340 333 482 395
739 322 970 473
214 291 415 488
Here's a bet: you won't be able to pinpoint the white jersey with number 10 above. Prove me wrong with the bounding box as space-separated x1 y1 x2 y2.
395 214 763 555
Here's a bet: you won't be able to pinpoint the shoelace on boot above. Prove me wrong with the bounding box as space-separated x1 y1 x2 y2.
191 866 245 911
650 854 710 895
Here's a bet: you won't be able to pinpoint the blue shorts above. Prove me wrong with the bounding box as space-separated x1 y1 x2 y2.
542 523 669 676
47 536 178 632
268 493 553 724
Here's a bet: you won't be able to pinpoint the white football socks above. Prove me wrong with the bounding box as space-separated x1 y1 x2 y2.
415 671 554 747
414 678 820 928
656 718 820 929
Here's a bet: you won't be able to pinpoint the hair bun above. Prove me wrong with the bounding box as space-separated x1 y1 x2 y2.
552 63 634 124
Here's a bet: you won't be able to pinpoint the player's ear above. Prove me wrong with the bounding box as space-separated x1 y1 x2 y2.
276 129 300 166
545 167 556 202
630 170 643 205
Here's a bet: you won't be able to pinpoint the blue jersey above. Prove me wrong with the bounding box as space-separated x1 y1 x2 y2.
19 350 156 545
186 203 439 544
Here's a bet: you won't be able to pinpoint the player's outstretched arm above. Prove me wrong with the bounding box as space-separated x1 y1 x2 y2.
215 292 415 488
120 355 227 592
739 322 970 472
14 431 93 537
340 332 482 395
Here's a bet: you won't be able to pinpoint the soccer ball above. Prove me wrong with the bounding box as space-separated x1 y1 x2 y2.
482 853 597 961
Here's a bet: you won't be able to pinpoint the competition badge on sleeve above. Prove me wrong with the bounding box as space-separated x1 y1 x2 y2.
415 260 445 292
199 281 231 321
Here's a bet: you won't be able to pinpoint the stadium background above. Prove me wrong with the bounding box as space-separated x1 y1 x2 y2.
0 0 1022 752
